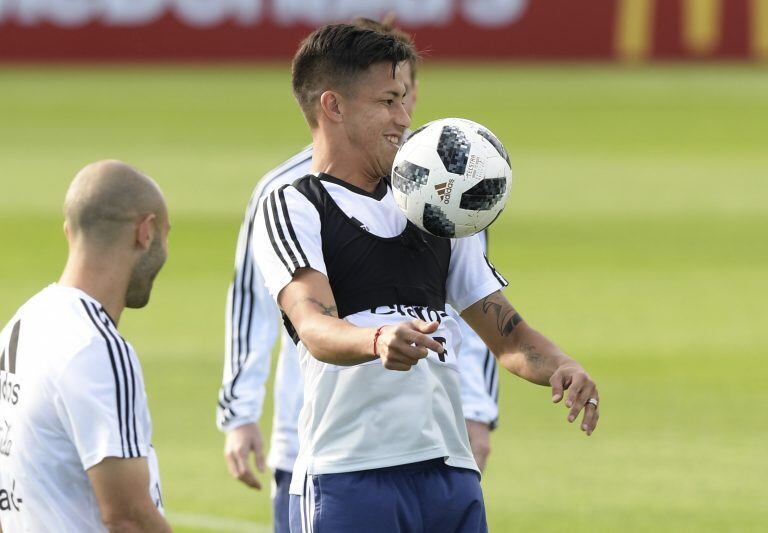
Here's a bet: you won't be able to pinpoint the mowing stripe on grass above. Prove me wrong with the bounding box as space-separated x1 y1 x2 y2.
168 512 270 532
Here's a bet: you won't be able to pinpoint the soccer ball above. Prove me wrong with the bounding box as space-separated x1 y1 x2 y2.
391 118 512 238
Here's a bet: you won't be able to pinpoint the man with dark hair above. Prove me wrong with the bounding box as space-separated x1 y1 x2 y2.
0 161 170 532
218 20 500 533
253 23 599 533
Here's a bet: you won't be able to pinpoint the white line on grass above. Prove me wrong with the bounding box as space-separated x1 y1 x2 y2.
168 512 271 532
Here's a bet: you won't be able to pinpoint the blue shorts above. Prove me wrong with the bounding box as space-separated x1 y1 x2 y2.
289 459 487 533
274 469 292 533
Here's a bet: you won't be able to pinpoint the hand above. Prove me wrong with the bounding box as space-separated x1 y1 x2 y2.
224 422 266 489
375 320 445 371
465 419 491 472
550 362 600 436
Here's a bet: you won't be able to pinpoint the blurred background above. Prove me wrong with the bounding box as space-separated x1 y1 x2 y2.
1 1 766 531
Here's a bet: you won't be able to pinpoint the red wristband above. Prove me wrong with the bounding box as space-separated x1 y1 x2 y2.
373 326 386 359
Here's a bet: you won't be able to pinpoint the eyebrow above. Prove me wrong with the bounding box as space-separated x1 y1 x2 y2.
383 89 407 98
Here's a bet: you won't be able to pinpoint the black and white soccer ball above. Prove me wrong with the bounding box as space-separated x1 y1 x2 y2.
391 118 512 238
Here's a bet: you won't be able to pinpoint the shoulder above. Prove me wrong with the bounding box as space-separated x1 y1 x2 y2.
11 286 103 348
258 181 319 220
59 298 125 373
3 287 123 379
252 145 313 205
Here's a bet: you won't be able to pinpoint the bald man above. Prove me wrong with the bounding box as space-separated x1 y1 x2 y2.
0 161 171 532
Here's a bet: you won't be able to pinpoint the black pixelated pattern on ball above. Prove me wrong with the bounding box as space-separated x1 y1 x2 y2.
423 203 456 238
459 177 506 210
436 125 470 175
392 161 430 194
477 127 511 166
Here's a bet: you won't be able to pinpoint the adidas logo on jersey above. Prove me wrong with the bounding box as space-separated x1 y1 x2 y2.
0 479 23 511
434 179 454 204
0 320 21 408
0 320 20 375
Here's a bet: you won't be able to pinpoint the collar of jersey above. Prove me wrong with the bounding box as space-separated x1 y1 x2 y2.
49 283 117 327
317 173 388 201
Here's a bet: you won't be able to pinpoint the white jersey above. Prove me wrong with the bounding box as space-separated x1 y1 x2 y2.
0 285 163 531
217 146 312 472
252 176 507 495
216 146 501 474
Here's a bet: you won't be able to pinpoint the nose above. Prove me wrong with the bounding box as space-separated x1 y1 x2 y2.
394 100 411 130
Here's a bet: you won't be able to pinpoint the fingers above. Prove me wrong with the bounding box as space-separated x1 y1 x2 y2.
550 373 565 403
581 399 600 436
551 364 600 436
566 380 599 436
238 468 263 490
378 321 446 371
224 425 263 490
411 319 440 335
225 447 261 489
404 321 444 354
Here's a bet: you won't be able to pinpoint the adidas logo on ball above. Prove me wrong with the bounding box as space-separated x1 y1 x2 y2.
434 180 454 204
391 117 512 238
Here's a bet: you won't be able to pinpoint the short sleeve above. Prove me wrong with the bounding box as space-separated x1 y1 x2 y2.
54 338 146 470
446 233 508 313
253 185 327 300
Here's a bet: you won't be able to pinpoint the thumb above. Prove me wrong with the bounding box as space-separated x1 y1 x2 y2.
550 372 565 403
412 320 439 334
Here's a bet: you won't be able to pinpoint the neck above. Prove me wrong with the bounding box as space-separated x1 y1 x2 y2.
311 134 382 193
58 249 130 325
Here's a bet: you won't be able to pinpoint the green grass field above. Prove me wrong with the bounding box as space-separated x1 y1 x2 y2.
1 64 766 532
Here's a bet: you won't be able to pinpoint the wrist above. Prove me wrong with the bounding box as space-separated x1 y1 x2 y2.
372 325 387 359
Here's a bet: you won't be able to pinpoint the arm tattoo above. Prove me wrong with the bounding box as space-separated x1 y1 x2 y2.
480 294 523 337
520 343 543 368
287 297 338 317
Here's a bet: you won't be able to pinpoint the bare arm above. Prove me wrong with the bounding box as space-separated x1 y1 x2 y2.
278 268 444 369
462 291 600 435
87 457 171 533
465 419 491 471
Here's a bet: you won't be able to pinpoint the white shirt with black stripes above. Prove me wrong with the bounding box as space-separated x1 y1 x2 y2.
252 176 508 496
0 284 163 531
217 146 501 476
217 146 312 473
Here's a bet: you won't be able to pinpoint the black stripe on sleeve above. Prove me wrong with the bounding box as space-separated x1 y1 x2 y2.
238 216 257 378
483 254 508 287
80 299 127 458
110 322 143 457
483 348 494 393
233 214 257 393
93 304 139 458
488 354 498 400
269 191 302 270
221 152 313 415
263 195 294 275
278 186 310 267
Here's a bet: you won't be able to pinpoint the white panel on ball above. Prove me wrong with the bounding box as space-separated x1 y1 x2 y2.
392 118 512 238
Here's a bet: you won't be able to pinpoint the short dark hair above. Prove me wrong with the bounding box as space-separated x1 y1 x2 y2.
291 23 418 127
350 17 418 83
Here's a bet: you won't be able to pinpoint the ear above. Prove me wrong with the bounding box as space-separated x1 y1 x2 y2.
63 220 70 239
319 91 344 124
135 213 157 252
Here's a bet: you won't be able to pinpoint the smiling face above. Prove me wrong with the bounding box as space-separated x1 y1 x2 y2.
340 61 412 178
